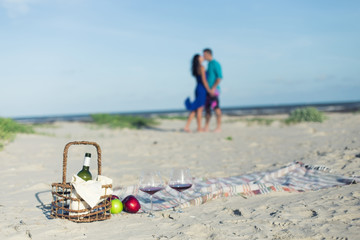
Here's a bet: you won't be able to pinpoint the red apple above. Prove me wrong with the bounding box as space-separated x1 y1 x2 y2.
122 195 141 213
107 194 120 203
110 195 119 200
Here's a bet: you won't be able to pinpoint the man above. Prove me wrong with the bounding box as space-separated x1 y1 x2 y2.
203 48 223 132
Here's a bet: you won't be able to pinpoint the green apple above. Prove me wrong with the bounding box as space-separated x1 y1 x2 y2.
110 199 123 214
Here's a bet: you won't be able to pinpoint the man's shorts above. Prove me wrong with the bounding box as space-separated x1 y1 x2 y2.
205 90 220 114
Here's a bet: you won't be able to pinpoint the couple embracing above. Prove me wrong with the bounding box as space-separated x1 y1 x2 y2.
184 48 223 133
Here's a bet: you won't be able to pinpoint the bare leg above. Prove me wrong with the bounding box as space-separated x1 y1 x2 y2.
184 111 195 132
203 111 211 132
213 108 222 132
196 107 204 132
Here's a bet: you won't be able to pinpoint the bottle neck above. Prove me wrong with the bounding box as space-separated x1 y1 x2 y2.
83 156 91 167
82 166 90 171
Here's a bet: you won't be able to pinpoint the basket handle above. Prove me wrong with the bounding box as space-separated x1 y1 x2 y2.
62 141 102 184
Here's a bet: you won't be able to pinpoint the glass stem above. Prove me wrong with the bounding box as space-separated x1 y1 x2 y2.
179 191 182 206
150 195 153 215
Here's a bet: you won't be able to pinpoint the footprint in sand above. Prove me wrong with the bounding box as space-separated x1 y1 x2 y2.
305 127 327 136
184 223 213 238
249 142 259 148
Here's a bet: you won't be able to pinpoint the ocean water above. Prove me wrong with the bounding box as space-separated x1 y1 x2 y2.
13 101 360 124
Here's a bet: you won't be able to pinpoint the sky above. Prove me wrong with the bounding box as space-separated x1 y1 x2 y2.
0 0 359 117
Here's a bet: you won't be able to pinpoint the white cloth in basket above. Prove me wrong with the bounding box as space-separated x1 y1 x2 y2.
70 175 113 214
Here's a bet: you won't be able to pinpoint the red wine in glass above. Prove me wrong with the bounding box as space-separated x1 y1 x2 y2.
140 186 165 195
169 168 193 212
139 171 164 217
169 184 192 192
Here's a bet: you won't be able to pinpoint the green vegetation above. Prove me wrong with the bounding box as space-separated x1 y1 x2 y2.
90 114 159 129
32 123 59 128
244 117 275 126
224 107 327 126
284 107 327 124
226 136 233 141
225 117 276 126
0 117 34 150
156 115 187 120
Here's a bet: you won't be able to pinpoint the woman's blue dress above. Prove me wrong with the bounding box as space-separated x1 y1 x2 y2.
184 75 207 111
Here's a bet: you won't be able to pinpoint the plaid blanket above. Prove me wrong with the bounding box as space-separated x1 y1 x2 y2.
113 162 359 212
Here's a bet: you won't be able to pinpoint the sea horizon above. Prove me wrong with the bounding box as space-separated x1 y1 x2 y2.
12 100 360 124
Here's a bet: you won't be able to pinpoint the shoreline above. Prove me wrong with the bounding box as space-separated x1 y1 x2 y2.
12 100 360 124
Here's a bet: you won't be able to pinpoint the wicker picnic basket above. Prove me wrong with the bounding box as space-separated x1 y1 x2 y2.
51 141 112 223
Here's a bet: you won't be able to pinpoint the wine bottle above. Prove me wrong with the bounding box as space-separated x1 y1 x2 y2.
77 153 92 181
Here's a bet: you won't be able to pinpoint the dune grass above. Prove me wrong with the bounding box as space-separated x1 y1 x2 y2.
90 114 159 129
284 107 327 124
245 117 275 126
225 117 276 126
0 117 34 150
225 107 327 126
156 115 188 120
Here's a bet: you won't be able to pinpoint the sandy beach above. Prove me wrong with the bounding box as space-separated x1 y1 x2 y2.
0 113 359 240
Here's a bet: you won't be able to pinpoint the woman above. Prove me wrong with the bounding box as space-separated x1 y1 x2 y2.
184 54 212 132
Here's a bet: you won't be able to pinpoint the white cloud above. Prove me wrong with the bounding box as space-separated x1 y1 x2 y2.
0 0 41 17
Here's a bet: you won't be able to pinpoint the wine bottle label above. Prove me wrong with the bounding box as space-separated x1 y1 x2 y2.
83 157 91 167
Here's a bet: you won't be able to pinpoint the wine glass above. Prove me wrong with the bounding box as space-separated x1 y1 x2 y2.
169 168 193 212
139 170 165 217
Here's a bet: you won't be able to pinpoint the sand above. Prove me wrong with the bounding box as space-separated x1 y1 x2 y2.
0 113 359 239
